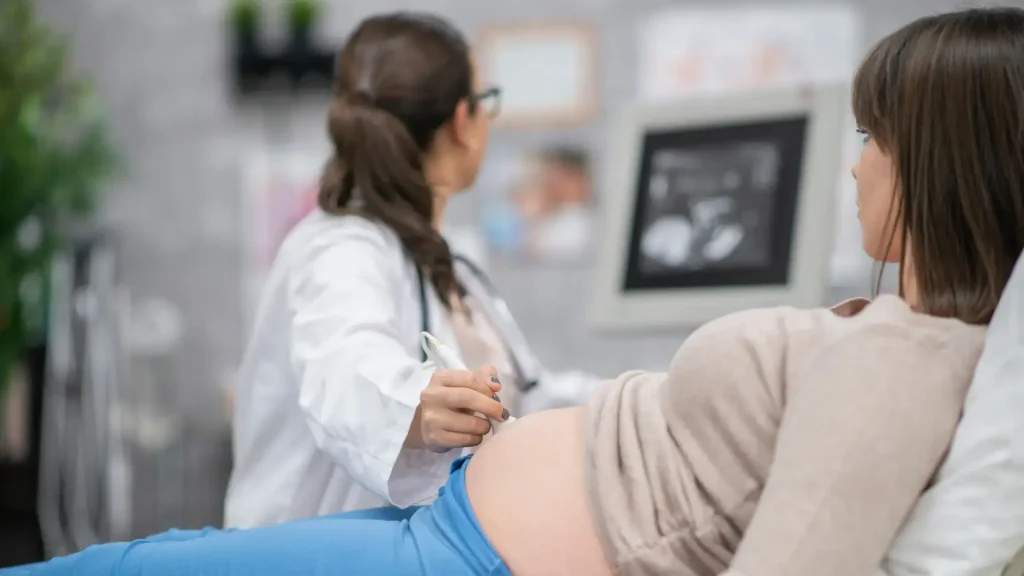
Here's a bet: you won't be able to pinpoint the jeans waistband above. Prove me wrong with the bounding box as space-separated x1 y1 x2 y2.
417 455 511 576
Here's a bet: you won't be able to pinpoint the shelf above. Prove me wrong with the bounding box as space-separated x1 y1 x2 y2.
230 36 337 96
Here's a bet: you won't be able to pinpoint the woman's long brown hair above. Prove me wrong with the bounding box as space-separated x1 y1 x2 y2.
319 13 478 306
852 7 1024 324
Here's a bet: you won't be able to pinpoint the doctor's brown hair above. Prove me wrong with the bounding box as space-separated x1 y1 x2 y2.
319 12 477 305
852 7 1024 324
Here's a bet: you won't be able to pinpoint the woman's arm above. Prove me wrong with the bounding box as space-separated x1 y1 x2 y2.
288 226 455 507
724 324 978 576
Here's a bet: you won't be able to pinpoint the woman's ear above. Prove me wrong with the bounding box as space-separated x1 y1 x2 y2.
447 99 474 149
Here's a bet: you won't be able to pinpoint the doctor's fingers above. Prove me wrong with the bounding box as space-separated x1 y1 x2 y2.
423 386 504 421
427 430 485 450
426 410 492 437
432 367 501 396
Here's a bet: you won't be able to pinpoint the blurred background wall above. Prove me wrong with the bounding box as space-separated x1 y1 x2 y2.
24 0 1017 538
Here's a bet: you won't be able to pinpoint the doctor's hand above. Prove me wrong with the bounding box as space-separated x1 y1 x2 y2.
411 366 506 453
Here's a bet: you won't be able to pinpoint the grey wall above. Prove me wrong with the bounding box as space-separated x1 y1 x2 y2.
33 0 1018 535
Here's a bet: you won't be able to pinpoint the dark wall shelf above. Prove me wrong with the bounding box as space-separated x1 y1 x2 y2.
231 32 337 96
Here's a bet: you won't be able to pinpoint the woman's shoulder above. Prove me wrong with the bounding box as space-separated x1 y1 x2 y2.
287 210 404 253
828 294 988 351
677 295 987 373
694 294 985 343
274 210 407 270
275 210 412 288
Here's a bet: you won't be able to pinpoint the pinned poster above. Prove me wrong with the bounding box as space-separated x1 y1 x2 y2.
637 5 862 100
241 151 323 323
636 5 869 287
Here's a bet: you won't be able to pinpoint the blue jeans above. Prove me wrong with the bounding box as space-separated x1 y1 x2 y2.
4 457 511 576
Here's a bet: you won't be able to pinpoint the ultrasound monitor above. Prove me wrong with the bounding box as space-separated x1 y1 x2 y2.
590 86 848 330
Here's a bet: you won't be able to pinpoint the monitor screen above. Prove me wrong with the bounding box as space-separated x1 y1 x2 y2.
622 116 808 291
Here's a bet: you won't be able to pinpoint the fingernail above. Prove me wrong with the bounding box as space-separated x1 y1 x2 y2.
492 393 501 402
501 408 510 421
490 376 501 384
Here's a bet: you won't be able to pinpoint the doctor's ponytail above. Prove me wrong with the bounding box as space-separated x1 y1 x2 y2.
318 13 474 307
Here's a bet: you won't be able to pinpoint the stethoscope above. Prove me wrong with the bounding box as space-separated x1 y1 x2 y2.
415 255 541 392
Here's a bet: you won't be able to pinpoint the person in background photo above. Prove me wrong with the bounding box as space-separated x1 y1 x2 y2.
502 146 595 261
526 147 595 261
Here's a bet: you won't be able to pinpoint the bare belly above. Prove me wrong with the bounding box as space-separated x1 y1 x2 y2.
465 407 613 576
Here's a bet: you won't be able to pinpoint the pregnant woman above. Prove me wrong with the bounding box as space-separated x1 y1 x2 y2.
11 7 1024 576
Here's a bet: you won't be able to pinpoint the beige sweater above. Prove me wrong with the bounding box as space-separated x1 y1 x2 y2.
584 296 987 576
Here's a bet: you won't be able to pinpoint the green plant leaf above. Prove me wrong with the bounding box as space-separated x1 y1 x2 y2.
229 0 262 29
0 0 116 399
287 0 321 30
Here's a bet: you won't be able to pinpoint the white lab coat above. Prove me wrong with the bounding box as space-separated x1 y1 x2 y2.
224 210 596 528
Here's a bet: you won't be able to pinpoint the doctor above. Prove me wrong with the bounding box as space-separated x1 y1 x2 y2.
224 12 597 528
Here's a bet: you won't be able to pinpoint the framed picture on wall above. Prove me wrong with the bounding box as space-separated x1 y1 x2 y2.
474 22 599 128
475 143 597 262
589 85 848 330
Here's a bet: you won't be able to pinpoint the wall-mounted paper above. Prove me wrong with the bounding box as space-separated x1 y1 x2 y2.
477 24 598 128
638 5 861 100
241 150 323 326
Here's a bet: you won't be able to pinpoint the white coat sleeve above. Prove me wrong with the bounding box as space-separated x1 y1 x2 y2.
289 228 459 508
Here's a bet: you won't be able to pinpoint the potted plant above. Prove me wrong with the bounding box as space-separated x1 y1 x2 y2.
287 0 322 53
0 0 116 429
229 0 262 56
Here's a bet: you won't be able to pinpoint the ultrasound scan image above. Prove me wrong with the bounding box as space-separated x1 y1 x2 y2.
622 115 807 291
637 142 781 275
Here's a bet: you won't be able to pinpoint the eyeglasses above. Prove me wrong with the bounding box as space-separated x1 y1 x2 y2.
471 86 502 119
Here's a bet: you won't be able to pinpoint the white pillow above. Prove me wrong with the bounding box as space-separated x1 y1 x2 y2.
879 254 1024 576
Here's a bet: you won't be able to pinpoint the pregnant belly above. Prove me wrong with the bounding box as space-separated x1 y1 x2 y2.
465 407 613 576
